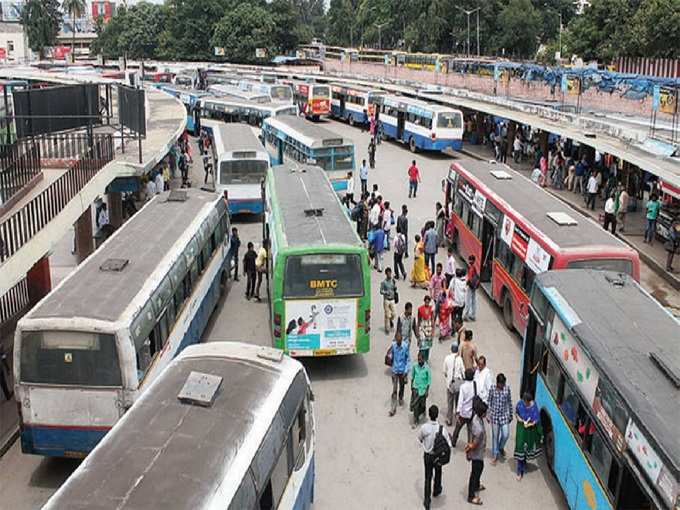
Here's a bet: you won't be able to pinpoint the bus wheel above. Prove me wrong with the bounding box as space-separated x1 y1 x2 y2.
409 137 417 153
348 115 355 127
541 411 555 473
502 292 514 331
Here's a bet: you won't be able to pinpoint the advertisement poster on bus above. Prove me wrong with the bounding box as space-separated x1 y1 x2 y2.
285 299 356 353
549 315 600 406
525 238 550 274
472 190 486 216
500 214 533 263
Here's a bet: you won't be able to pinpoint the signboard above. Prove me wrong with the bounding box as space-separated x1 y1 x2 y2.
472 190 486 215
659 87 678 115
510 222 530 260
255 48 267 59
0 48 5 59
567 77 580 96
625 420 679 507
285 299 356 352
549 314 600 406
214 47 225 56
525 238 550 273
500 214 549 272
592 389 626 453
54 46 71 59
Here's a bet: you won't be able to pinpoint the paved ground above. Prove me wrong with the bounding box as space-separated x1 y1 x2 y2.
0 119 567 509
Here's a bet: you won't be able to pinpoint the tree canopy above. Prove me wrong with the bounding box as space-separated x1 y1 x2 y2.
21 0 62 59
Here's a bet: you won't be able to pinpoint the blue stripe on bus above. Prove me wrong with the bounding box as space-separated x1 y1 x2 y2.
177 268 223 354
228 199 263 215
20 426 108 458
330 105 369 124
380 123 462 152
535 376 612 510
293 453 315 510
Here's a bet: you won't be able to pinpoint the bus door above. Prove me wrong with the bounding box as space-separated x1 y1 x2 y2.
480 219 496 294
396 109 405 140
277 138 284 165
339 92 346 118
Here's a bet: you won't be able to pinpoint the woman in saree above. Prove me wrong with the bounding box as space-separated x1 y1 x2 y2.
410 234 430 288
514 392 543 481
435 202 446 246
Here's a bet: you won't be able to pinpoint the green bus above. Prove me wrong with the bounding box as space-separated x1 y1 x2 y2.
263 163 371 357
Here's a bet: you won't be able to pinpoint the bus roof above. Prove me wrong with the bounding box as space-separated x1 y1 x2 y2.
209 122 264 154
380 94 459 113
451 160 627 250
269 163 360 248
264 115 349 149
27 189 221 324
535 269 680 475
43 342 305 510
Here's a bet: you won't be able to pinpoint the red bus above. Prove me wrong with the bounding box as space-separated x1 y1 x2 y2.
284 79 331 120
444 160 640 333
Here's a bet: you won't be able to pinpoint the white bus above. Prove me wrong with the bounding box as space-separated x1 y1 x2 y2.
238 79 294 104
42 342 316 510
203 119 269 215
371 94 464 153
14 189 230 458
207 83 271 104
201 95 299 126
330 82 384 126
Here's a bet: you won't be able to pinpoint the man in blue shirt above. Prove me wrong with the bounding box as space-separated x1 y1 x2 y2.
424 222 439 275
574 156 588 195
389 330 410 416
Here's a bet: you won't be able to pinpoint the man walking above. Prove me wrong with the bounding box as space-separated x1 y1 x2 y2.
603 193 617 235
451 368 476 447
368 140 376 169
644 193 661 245
487 373 513 465
397 302 419 345
359 159 368 195
443 342 465 426
393 229 407 280
380 267 397 333
463 255 479 321
226 227 241 281
243 242 257 300
465 402 488 505
397 205 409 258
586 171 599 210
417 405 452 510
417 295 435 362
410 351 431 427
254 238 269 302
473 356 493 404
408 160 421 198
388 330 410 417
423 223 438 275
444 247 456 288
371 226 385 272
460 329 478 371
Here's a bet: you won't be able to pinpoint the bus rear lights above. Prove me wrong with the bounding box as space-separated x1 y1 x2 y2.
431 133 437 140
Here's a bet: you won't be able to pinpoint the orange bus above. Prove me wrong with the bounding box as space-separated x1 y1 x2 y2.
283 79 331 120
443 160 640 334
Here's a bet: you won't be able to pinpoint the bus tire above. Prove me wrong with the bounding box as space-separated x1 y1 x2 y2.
348 115 355 127
409 137 417 153
541 411 555 473
502 292 514 331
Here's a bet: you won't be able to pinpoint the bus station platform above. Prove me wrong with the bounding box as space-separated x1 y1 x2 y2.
460 142 680 303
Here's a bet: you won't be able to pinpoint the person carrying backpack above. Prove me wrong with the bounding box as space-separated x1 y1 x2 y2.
417 404 452 510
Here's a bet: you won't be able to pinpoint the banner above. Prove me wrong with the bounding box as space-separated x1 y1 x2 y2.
525 238 550 273
659 87 678 114
567 77 580 96
285 299 356 352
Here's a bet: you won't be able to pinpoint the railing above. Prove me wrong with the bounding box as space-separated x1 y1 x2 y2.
35 133 104 163
0 277 29 325
0 134 115 263
0 139 41 207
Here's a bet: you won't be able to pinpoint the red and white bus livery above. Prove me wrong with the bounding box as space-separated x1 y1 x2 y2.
444 160 640 334
284 79 331 120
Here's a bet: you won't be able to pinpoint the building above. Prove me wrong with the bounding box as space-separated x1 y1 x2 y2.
0 22 31 63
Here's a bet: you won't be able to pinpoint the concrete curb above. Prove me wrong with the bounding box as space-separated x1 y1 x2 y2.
0 426 18 459
460 149 680 291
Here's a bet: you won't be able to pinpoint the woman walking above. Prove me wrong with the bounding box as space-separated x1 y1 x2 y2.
514 392 543 481
435 202 446 247
410 234 429 288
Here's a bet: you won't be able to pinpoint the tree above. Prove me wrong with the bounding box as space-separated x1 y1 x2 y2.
211 4 276 63
63 0 86 63
495 0 542 58
626 0 680 58
21 0 62 59
118 2 165 62
270 0 305 54
91 9 127 60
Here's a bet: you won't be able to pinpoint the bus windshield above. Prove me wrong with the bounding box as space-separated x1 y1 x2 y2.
20 331 121 386
271 86 292 101
219 159 268 184
312 86 330 98
284 253 364 298
437 112 462 129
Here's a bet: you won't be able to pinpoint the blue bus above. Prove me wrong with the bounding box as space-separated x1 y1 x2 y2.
201 94 298 126
371 94 464 153
157 85 209 134
521 269 680 510
261 115 355 192
330 82 384 126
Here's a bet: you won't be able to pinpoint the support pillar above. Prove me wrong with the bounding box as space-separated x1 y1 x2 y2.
539 130 549 160
26 255 51 306
107 192 123 229
74 205 94 263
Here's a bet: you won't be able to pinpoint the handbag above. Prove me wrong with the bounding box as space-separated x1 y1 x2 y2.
394 287 399 304
384 344 394 367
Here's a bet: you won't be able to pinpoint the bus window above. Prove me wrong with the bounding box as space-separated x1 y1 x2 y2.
567 258 633 276
454 192 464 217
588 430 618 497
510 253 524 283
470 212 482 238
263 440 291 509
560 382 580 426
542 351 563 399
20 331 121 387
597 378 629 434
283 253 364 298
521 267 536 293
292 404 307 470
220 159 269 185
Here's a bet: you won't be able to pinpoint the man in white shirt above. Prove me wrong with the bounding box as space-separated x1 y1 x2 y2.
444 247 456 288
586 172 599 210
473 356 493 404
369 199 381 229
417 405 452 509
443 343 465 426
382 201 393 248
154 172 165 194
145 178 156 200
603 193 617 235
451 368 475 447
97 203 109 229
359 159 368 195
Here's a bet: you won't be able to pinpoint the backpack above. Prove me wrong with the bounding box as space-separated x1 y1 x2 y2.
432 425 451 466
472 381 488 416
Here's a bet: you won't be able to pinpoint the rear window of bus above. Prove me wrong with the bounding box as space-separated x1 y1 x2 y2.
566 258 633 276
437 112 462 129
284 253 363 298
312 86 330 97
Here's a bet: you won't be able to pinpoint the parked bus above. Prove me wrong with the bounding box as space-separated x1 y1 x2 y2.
156 85 209 135
238 79 294 103
14 189 230 457
203 119 269 215
521 269 680 510
43 342 315 510
207 83 271 103
443 161 640 334
261 115 355 192
282 79 331 120
264 163 371 357
370 94 464 152
330 83 384 126
201 95 298 126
